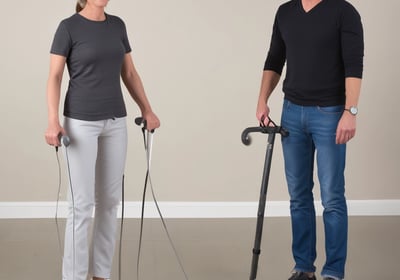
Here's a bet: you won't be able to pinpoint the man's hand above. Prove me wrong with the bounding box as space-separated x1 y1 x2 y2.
336 112 356 144
256 101 270 126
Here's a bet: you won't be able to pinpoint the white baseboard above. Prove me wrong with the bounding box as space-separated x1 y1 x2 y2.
0 200 399 219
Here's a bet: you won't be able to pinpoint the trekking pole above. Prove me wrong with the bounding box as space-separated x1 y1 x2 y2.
134 117 189 280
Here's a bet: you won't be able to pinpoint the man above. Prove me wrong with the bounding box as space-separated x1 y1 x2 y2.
256 0 364 279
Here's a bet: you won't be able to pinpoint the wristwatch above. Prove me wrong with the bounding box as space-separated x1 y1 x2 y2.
344 106 358 116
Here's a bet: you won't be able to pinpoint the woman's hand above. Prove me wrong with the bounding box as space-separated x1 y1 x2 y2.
45 122 66 147
142 111 160 131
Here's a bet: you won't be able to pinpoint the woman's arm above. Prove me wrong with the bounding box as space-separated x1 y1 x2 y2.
45 54 67 146
121 53 160 130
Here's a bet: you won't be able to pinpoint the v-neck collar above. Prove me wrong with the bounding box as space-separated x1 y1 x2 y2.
300 0 324 14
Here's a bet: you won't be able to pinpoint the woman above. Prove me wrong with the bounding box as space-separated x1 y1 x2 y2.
45 1 160 279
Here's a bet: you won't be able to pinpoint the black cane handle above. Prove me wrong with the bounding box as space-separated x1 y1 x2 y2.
241 118 289 146
135 117 155 133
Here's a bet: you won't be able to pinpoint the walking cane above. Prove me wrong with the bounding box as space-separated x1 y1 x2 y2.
241 117 289 280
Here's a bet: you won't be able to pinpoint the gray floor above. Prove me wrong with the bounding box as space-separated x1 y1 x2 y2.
0 217 399 279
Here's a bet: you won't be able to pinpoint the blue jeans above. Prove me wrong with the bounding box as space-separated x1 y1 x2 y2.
281 100 348 279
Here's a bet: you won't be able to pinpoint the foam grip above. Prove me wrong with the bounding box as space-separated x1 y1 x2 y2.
135 117 144 126
59 135 71 147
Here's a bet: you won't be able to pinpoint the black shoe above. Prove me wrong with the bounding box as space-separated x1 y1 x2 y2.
323 278 337 280
288 271 317 280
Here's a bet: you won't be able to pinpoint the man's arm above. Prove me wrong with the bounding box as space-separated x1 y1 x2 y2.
336 77 362 144
336 2 364 144
256 70 281 124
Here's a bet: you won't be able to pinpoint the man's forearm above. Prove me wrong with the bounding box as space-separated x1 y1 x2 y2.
345 77 362 109
258 70 281 104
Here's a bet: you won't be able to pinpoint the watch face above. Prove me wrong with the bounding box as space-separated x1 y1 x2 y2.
350 106 358 115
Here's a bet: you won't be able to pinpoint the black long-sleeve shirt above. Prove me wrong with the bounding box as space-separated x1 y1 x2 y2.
264 0 364 106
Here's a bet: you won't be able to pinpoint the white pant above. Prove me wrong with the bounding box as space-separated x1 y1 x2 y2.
62 117 127 280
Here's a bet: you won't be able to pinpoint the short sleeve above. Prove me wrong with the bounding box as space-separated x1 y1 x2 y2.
50 21 72 57
120 20 132 53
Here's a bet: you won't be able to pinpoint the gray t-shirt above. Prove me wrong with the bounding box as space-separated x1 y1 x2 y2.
51 13 132 121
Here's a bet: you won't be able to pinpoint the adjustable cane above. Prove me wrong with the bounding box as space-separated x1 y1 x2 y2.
241 118 288 280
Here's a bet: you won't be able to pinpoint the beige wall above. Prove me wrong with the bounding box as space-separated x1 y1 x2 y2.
0 0 399 202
